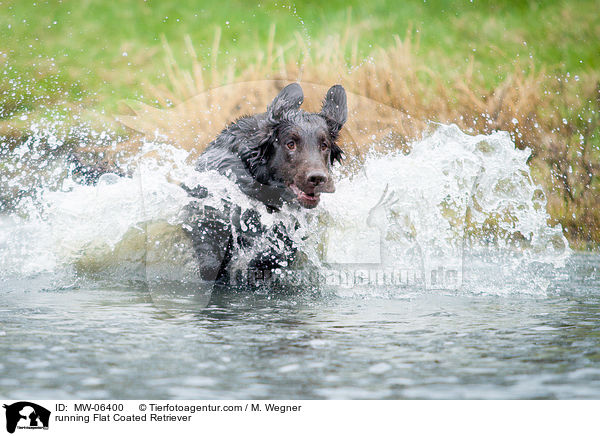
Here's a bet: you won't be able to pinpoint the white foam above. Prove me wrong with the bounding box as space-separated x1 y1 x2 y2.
0 125 570 296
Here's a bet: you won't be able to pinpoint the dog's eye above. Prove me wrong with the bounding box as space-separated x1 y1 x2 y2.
321 142 328 151
286 140 296 150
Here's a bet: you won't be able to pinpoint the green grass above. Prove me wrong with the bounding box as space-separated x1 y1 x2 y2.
1 0 599 118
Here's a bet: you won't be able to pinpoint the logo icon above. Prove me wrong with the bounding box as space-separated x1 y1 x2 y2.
3 402 50 434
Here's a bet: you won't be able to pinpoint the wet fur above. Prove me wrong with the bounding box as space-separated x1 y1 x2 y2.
183 83 348 287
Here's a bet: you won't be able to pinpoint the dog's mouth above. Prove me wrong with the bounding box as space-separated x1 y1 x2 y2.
289 183 320 209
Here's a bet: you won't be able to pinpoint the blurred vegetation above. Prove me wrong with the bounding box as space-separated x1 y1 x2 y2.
0 0 599 248
1 0 598 116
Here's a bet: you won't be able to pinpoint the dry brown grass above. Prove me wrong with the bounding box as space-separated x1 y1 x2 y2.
114 25 599 248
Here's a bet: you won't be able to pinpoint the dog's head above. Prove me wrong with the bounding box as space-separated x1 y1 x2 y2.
245 83 347 209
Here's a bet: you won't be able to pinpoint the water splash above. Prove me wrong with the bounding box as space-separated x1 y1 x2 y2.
0 124 570 297
320 124 570 296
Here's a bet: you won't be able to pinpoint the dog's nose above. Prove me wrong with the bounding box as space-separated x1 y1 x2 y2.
307 171 328 187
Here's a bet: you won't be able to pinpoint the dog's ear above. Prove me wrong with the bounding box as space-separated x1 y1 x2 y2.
330 143 344 165
252 132 276 184
239 124 277 185
267 83 304 119
321 85 347 138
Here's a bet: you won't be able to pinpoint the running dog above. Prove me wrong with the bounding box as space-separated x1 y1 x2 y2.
182 83 348 287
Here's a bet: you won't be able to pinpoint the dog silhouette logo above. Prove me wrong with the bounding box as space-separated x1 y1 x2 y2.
3 402 50 433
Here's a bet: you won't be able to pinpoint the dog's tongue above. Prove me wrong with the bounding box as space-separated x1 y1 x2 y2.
289 184 320 203
289 183 302 197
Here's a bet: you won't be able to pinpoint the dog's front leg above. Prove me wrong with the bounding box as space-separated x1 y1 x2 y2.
182 201 234 284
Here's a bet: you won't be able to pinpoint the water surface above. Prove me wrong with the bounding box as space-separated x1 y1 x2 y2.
1 253 598 400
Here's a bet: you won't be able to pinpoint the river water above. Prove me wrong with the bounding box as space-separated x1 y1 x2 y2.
0 253 599 399
1 125 598 399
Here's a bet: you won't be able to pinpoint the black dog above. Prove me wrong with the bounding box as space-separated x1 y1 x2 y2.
182 83 348 288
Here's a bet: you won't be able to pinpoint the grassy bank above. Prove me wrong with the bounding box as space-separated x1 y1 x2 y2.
1 0 598 116
1 0 599 248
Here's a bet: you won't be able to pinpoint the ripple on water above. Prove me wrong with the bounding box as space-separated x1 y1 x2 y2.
368 362 392 374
